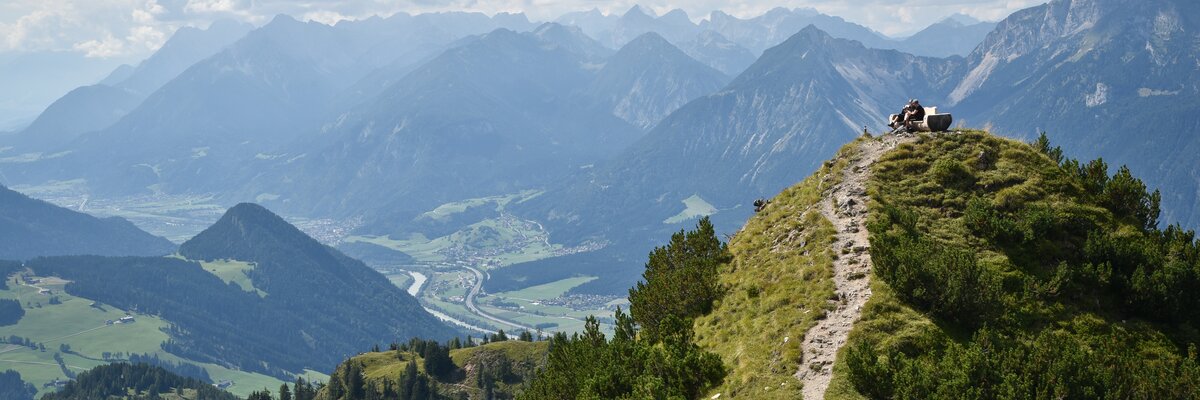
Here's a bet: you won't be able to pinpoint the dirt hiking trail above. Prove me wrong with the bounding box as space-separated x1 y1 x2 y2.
796 133 917 399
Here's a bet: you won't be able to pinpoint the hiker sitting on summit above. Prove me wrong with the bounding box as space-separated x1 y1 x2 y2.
889 99 925 131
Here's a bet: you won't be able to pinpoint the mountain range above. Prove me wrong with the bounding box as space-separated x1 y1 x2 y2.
6 20 254 152
2 0 1197 302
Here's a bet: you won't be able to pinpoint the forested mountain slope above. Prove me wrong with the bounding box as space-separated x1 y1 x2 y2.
0 184 175 260
23 203 454 381
40 363 239 400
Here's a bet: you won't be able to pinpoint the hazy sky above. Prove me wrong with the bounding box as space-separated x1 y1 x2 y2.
0 0 1047 59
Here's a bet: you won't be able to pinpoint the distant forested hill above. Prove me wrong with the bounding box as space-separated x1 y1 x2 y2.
0 185 175 260
40 363 239 400
27 203 455 379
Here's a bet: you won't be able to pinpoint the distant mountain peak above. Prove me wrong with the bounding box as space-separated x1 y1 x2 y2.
709 10 733 21
215 202 305 239
661 8 692 23
533 22 567 35
207 18 249 31
623 31 673 49
224 202 279 220
180 202 315 262
532 22 598 46
266 13 300 26
791 24 834 43
942 12 983 25
493 11 532 26
623 5 656 19
763 7 795 19
479 27 526 45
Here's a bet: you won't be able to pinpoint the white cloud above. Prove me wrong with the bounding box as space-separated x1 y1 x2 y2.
73 32 125 57
125 24 166 52
301 10 351 26
0 0 1046 59
183 0 240 13
1 0 177 58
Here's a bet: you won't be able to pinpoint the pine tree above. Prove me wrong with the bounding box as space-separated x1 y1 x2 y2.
628 217 730 342
294 376 316 400
279 383 292 400
399 360 419 399
347 362 366 399
423 341 455 380
246 389 273 400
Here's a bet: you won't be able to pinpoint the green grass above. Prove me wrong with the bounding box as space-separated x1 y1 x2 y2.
449 340 548 366
417 190 541 221
826 131 1200 399
493 276 596 301
478 305 604 335
692 139 863 399
198 259 265 297
345 233 446 262
424 298 501 332
663 194 719 224
485 276 615 335
324 341 547 398
345 214 562 267
351 350 424 385
419 194 508 221
0 272 325 398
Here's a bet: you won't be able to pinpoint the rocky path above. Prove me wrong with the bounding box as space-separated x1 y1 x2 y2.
796 133 915 399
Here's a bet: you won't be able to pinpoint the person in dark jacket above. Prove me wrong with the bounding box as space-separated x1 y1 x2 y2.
889 99 926 131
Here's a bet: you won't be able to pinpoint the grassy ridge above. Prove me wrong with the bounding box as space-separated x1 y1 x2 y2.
319 340 548 399
693 139 862 399
829 131 1200 399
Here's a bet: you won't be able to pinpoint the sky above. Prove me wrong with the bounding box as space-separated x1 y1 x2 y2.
0 0 1048 60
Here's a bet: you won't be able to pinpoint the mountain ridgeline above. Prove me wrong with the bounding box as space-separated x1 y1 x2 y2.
0 185 175 260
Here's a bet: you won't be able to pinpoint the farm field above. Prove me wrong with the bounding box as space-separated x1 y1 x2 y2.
663 194 718 224
197 259 265 297
0 271 325 398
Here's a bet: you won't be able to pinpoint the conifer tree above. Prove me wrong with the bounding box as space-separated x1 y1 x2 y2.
628 217 730 342
279 383 292 400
